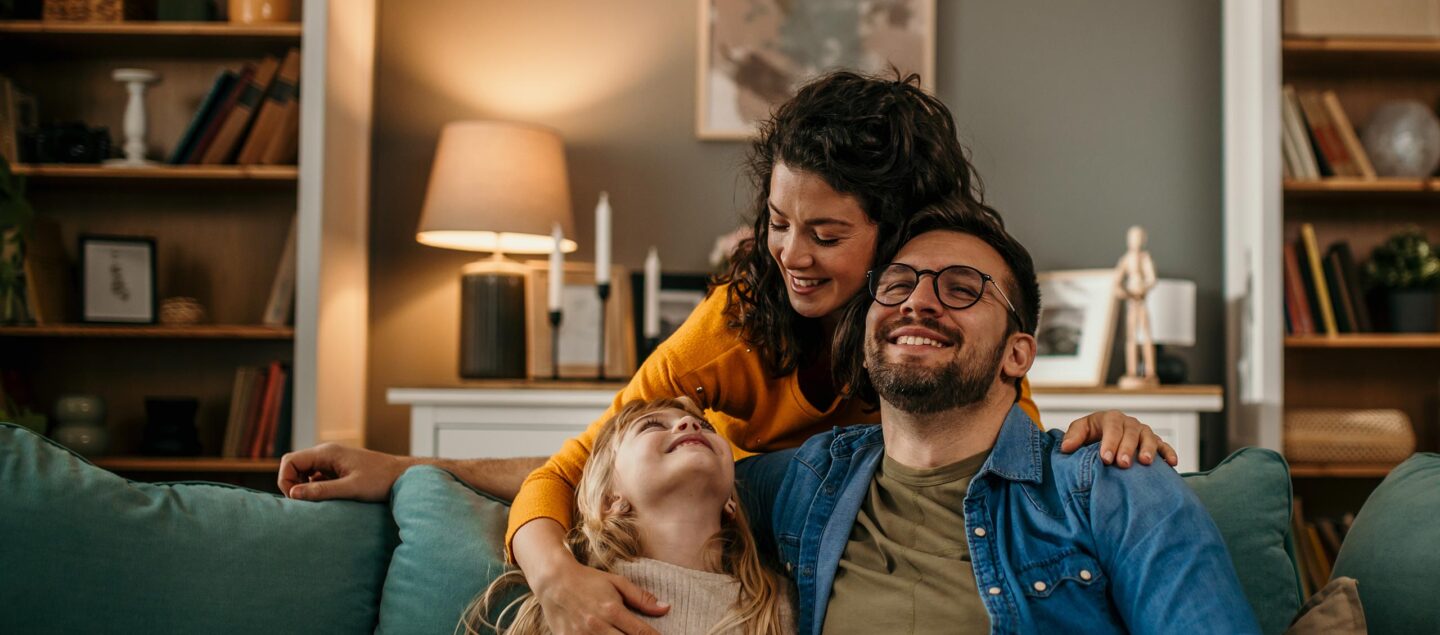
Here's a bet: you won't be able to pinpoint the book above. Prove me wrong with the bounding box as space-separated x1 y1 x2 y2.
239 364 270 458
270 366 294 457
1330 242 1373 332
22 216 70 325
1297 90 1359 177
1322 90 1376 179
1323 249 1356 333
1299 223 1338 335
262 215 298 326
0 76 17 163
1316 517 1345 562
258 93 300 165
238 48 301 165
187 64 255 165
1291 499 1314 598
198 56 280 165
1282 243 1315 335
168 70 236 165
220 367 253 458
250 361 285 459
1306 522 1332 586
1281 85 1320 180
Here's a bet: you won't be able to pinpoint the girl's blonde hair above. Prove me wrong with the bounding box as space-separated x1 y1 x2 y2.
459 397 790 635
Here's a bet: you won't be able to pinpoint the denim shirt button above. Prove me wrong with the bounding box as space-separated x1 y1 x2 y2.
973 527 986 537
1080 570 1093 581
824 485 836 496
1033 581 1047 592
802 566 813 577
987 587 1002 596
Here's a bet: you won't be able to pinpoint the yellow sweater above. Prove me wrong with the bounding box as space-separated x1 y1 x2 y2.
505 285 1039 548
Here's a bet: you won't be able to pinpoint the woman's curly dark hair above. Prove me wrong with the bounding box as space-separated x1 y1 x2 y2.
712 69 1000 378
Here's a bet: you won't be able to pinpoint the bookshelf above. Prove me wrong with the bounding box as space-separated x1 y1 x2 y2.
1224 2 1438 591
1 1 375 478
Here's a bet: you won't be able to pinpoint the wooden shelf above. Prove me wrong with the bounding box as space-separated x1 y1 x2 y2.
0 20 301 57
1284 37 1440 71
0 325 294 339
0 20 301 38
1289 462 1398 478
1283 178 1440 197
13 164 298 185
1286 334 1440 349
93 456 281 473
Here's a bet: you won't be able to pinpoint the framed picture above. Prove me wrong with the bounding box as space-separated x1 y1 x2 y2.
630 272 712 362
696 0 937 140
80 235 156 324
1029 269 1119 387
525 262 637 379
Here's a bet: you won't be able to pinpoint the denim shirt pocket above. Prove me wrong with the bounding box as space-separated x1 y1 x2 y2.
778 532 801 575
1017 552 1106 599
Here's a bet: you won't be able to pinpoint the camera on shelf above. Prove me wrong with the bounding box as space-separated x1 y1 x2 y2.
20 123 112 164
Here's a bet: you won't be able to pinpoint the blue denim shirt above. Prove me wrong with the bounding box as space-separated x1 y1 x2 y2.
770 405 1261 635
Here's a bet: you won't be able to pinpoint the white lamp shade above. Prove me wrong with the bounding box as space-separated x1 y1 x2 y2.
1144 278 1196 346
416 121 578 254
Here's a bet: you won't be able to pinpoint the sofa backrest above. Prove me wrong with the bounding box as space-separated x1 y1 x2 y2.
0 423 399 634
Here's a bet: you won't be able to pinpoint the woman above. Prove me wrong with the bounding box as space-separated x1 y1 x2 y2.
508 71 1177 634
462 398 793 635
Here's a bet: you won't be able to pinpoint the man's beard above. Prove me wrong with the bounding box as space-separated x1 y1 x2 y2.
866 317 1007 414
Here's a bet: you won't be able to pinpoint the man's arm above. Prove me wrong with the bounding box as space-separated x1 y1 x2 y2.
278 443 543 502
1085 448 1262 635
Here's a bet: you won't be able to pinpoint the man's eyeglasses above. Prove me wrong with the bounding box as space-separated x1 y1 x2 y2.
866 263 1022 326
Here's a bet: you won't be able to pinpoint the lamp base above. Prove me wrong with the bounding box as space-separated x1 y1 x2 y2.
459 260 528 379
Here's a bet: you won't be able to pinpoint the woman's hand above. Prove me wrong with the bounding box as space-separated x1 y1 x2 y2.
529 558 669 635
1059 411 1178 468
514 519 668 635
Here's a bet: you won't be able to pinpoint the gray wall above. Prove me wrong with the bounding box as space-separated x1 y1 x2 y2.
366 0 1222 455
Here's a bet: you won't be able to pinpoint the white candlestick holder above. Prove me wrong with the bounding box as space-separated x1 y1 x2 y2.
105 68 160 168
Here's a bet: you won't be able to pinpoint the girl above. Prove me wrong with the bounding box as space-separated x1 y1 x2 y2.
463 398 792 635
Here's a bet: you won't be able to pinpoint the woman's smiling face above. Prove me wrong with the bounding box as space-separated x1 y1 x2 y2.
766 162 879 320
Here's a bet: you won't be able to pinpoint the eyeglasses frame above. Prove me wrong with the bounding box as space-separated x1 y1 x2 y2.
865 263 1023 328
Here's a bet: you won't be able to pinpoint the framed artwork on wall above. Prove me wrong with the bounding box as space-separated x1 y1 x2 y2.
696 0 937 140
1029 269 1120 387
80 235 157 324
631 271 712 363
525 262 637 379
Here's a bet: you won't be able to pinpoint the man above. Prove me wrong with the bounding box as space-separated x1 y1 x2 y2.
770 202 1260 635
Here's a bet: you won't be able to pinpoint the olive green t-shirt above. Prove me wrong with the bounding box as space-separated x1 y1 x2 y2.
821 450 991 634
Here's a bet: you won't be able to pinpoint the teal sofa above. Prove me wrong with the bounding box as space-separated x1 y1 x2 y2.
1 422 1434 634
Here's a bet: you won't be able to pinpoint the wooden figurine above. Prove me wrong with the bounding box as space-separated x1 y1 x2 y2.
1115 225 1160 389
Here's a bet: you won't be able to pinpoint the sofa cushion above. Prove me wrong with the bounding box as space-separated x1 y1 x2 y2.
0 423 398 634
1182 447 1303 635
1331 452 1440 635
378 465 519 634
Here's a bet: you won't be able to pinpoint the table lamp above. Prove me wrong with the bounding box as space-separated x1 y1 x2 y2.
416 121 576 378
1144 278 1196 384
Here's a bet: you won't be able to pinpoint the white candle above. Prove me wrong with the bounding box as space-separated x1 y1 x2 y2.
595 191 611 285
548 223 564 312
644 247 661 338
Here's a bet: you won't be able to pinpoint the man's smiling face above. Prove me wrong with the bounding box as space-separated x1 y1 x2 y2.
863 230 1021 413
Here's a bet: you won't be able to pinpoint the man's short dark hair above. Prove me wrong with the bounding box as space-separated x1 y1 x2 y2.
832 196 1042 404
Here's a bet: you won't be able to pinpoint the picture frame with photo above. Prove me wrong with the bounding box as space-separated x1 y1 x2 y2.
525 262 637 379
696 0 937 140
1029 269 1120 387
630 271 712 363
80 235 157 324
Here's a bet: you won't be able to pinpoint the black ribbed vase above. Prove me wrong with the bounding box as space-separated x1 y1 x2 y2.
459 269 527 378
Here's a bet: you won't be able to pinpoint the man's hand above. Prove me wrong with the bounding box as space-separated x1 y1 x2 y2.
530 558 668 635
278 443 413 502
1059 411 1178 469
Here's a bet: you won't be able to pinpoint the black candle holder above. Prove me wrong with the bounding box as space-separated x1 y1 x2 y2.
548 309 562 381
596 281 611 380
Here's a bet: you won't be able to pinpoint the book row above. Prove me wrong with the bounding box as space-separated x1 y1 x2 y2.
1291 497 1354 600
169 48 302 166
222 361 293 460
1281 85 1376 181
1284 223 1372 336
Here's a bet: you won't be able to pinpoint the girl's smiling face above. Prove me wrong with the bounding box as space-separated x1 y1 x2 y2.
610 407 733 511
766 161 879 320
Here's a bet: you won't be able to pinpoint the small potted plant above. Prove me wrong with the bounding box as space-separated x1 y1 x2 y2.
0 156 36 325
1364 227 1440 332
